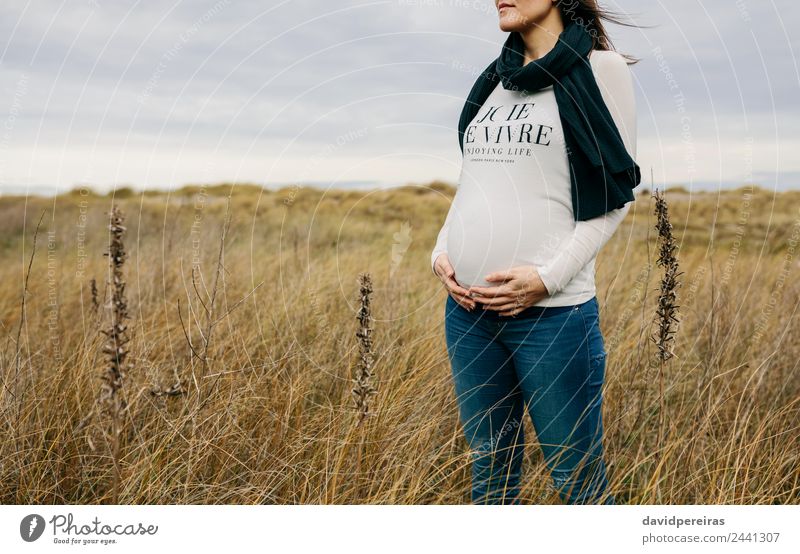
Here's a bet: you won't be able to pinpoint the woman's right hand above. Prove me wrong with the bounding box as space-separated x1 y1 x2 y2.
433 253 476 311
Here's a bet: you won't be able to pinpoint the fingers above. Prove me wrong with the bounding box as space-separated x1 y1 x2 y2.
449 291 476 310
467 284 512 299
484 270 514 282
448 284 475 309
435 257 473 301
471 294 516 306
437 262 455 281
482 293 548 313
446 277 472 298
433 255 451 278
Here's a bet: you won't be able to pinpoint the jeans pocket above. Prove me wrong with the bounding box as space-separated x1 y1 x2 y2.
577 299 599 358
590 349 607 371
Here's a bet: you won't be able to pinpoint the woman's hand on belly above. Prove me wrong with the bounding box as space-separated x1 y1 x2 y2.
465 264 550 316
433 253 476 311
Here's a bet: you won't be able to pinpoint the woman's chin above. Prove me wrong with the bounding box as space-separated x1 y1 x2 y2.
498 19 523 33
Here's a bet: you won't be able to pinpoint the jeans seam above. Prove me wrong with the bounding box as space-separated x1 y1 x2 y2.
579 299 607 363
576 303 592 370
575 300 610 504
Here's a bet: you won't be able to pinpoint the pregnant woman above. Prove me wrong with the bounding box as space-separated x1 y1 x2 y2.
431 0 641 504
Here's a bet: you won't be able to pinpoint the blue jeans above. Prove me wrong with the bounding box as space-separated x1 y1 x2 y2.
444 294 614 505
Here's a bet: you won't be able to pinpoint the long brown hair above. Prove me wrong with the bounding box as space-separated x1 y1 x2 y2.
555 0 647 64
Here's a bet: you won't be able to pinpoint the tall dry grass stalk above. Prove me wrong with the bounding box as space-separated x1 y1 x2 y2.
12 210 45 423
352 272 376 426
652 188 683 457
10 209 46 501
99 205 130 504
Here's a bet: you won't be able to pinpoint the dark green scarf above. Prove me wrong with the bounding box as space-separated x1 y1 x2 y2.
457 19 641 221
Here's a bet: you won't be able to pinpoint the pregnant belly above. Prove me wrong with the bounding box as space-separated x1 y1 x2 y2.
446 219 538 289
443 184 575 289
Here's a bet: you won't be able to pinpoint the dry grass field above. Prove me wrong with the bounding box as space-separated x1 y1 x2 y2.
0 181 798 504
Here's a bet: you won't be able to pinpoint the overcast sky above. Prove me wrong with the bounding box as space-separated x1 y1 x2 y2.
0 0 797 194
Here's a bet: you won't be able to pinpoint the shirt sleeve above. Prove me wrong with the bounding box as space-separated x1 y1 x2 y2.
536 50 637 296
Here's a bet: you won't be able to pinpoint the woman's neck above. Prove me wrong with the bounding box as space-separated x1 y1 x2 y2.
519 11 565 64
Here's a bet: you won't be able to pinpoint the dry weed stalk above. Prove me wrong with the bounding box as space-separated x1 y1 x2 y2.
99 205 130 504
90 277 100 314
196 198 231 381
352 272 376 426
176 195 255 409
651 189 683 455
652 190 682 361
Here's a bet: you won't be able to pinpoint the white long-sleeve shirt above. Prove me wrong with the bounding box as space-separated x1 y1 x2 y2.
431 48 637 307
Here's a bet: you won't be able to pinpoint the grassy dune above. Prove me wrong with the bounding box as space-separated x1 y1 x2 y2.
0 182 798 504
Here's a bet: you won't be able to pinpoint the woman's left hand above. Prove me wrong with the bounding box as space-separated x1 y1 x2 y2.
466 265 550 316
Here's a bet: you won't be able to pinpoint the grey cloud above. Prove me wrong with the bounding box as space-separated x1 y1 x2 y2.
0 0 798 190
